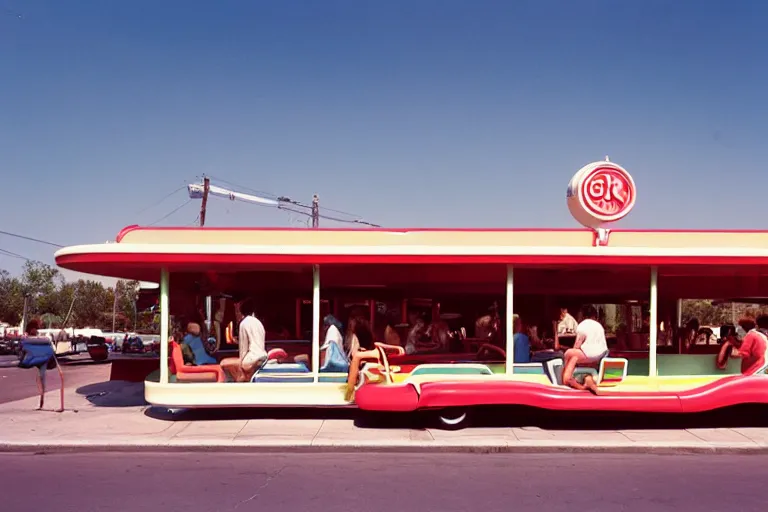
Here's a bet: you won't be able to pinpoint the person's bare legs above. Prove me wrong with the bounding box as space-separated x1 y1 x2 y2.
582 374 599 395
55 361 65 412
345 349 379 401
568 374 600 395
35 371 44 410
220 357 244 382
562 348 590 389
241 357 265 383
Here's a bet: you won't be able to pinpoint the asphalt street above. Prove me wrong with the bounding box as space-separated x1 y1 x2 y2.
0 452 764 511
0 355 110 404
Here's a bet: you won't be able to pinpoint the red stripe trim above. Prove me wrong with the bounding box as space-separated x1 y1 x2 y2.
115 225 141 243
57 252 768 268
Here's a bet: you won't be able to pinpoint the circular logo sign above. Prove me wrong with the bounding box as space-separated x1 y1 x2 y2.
567 161 635 229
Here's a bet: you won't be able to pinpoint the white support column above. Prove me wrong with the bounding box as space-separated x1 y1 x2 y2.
159 268 170 384
505 265 514 375
312 265 321 383
676 298 683 328
649 266 658 378
205 296 213 334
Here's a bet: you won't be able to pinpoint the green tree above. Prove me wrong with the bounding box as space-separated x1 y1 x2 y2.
71 279 112 328
20 261 62 317
0 270 24 325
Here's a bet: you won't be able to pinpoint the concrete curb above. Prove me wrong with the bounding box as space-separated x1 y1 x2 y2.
2 441 767 455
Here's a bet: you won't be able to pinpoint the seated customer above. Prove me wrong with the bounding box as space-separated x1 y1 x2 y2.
296 315 348 371
384 323 401 347
561 305 607 394
530 324 564 363
182 320 217 366
512 314 531 363
220 298 267 382
717 317 767 374
323 315 344 352
344 317 400 401
557 306 578 335
405 313 428 355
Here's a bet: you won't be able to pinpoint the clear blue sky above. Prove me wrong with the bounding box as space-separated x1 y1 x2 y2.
2 1 767 278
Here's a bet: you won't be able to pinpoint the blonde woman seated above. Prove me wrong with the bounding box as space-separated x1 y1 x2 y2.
294 314 346 370
220 298 267 382
344 316 403 401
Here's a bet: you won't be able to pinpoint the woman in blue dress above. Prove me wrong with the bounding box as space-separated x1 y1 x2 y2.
182 321 217 365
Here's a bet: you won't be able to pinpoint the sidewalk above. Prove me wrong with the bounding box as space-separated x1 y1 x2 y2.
1 383 768 454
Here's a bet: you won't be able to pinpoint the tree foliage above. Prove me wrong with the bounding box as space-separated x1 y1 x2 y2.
2 261 766 332
681 299 768 327
0 261 146 331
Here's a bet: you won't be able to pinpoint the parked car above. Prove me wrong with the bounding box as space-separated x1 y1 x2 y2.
121 334 161 354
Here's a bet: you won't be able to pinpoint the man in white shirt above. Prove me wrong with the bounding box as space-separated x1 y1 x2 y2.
562 305 608 393
557 306 578 335
220 298 267 382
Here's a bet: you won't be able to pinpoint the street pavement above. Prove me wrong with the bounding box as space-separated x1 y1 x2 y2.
4 358 768 453
3 382 768 452
1 452 765 511
0 354 110 404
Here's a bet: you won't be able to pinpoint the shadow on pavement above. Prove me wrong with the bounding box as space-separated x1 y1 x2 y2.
145 406 358 422
58 359 111 367
144 403 768 431
357 404 768 430
75 381 148 407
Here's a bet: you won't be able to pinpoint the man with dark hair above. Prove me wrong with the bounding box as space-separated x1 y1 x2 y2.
220 297 267 382
717 316 767 375
561 305 608 393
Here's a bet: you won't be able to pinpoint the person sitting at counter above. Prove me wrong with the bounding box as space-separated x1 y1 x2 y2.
557 306 578 335
220 298 267 382
475 302 500 342
182 320 217 366
296 314 348 370
717 317 767 375
319 315 348 372
562 305 608 394
512 314 531 363
344 316 401 401
681 318 700 352
405 312 433 355
530 323 564 363
322 314 344 353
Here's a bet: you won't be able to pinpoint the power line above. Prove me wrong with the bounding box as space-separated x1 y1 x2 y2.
134 185 187 216
0 230 63 248
206 174 363 219
0 248 30 261
148 199 193 226
200 194 377 226
0 247 52 266
189 176 381 227
275 204 381 227
204 175 278 201
213 190 381 227
289 200 361 219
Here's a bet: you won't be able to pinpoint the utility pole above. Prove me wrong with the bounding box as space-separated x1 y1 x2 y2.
112 281 119 332
199 177 212 340
20 294 29 333
311 194 319 228
199 176 210 227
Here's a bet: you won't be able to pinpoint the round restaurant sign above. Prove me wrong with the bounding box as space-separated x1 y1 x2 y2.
567 160 636 229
